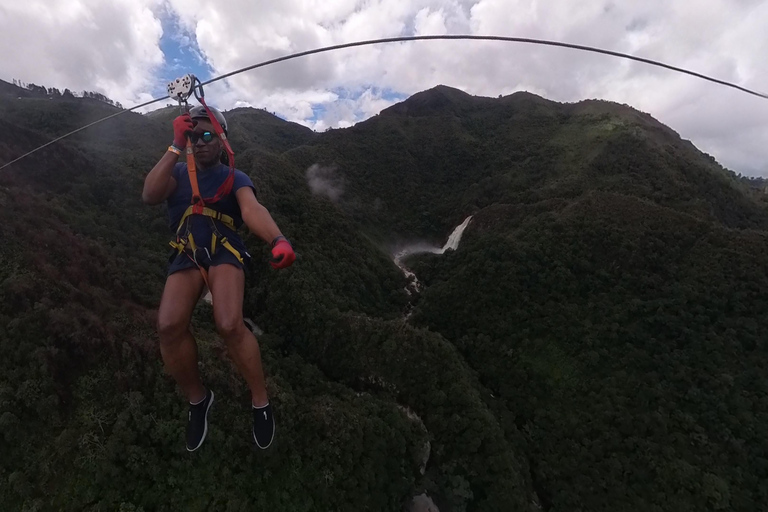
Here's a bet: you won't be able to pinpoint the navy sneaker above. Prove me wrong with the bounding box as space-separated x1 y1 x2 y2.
252 402 275 449
186 389 214 452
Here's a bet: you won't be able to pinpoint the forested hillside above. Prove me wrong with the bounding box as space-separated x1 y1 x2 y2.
1 79 767 512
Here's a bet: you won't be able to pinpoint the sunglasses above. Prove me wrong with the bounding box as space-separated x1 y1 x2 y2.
189 131 217 144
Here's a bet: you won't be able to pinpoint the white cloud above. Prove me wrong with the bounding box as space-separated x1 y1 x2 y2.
306 88 399 132
3 0 768 176
155 0 768 175
413 8 449 35
0 0 165 107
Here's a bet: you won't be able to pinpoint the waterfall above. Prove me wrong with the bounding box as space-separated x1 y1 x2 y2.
437 215 472 253
394 215 474 263
393 215 473 301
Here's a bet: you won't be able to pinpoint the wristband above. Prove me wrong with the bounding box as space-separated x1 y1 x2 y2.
168 145 182 156
271 235 288 247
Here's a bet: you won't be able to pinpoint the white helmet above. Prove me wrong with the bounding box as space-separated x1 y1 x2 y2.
189 105 228 134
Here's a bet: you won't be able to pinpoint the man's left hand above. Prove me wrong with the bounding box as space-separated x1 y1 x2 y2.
270 237 295 269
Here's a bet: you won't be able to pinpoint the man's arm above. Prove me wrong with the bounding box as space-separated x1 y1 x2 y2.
142 150 179 205
144 114 193 205
235 187 284 244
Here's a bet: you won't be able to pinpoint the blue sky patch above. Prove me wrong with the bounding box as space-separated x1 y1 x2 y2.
155 10 212 100
152 13 407 128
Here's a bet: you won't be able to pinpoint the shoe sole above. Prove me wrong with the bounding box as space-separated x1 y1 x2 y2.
253 412 275 450
187 390 214 452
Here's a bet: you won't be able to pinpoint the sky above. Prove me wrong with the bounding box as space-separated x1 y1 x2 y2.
2 0 768 177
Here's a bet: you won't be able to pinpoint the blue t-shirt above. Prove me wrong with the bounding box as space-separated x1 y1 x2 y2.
167 163 256 262
167 163 256 231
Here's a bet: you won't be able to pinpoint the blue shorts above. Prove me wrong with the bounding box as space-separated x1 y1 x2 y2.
167 215 252 277
167 246 251 276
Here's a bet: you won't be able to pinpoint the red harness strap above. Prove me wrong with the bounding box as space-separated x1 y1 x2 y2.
185 97 236 214
199 96 235 172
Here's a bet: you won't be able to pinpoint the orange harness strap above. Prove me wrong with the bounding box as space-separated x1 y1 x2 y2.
185 139 205 214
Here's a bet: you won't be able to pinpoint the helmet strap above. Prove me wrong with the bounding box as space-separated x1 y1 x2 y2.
196 94 235 173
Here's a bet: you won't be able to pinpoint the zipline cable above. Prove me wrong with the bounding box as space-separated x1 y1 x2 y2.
2 34 767 172
200 35 768 100
0 95 171 171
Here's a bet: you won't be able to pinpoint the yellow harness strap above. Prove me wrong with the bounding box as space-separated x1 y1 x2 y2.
170 206 245 265
176 205 236 233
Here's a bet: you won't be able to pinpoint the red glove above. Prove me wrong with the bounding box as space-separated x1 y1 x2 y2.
270 236 295 269
173 113 194 148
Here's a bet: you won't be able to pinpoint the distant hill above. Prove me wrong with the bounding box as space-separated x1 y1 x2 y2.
288 84 768 246
1 79 767 512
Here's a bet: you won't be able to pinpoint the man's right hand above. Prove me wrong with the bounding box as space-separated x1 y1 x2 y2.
173 113 194 148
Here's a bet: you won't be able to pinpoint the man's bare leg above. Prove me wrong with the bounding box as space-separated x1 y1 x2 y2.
208 263 268 406
157 268 207 403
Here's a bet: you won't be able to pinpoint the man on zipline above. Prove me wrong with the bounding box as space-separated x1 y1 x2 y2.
142 106 295 451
